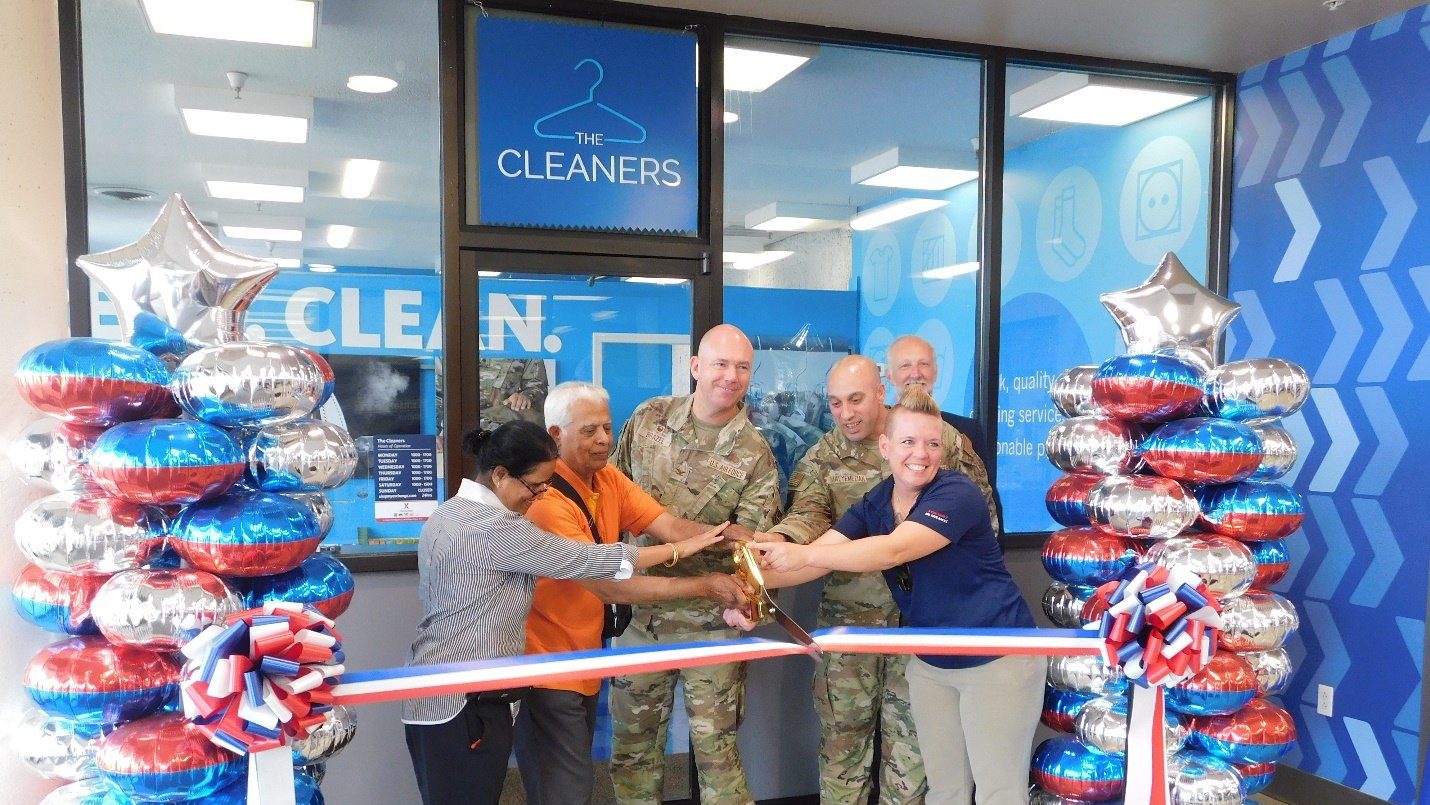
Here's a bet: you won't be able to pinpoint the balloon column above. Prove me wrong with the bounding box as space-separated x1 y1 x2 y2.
1033 253 1304 804
10 195 358 804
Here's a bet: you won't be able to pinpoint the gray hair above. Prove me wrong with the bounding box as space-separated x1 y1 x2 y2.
544 381 611 430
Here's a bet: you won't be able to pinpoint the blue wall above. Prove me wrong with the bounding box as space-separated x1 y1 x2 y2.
1228 9 1429 802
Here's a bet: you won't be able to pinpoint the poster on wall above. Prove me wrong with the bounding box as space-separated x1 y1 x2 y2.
373 434 440 523
473 14 699 234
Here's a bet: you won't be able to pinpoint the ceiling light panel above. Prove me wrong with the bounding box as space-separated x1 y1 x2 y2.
327 225 356 249
1010 72 1204 126
308 263 336 273
624 277 686 285
852 147 979 191
206 181 304 203
340 159 382 199
141 0 316 47
347 75 399 93
724 250 794 270
724 40 819 92
223 225 302 241
849 198 948 231
744 202 852 232
175 86 313 144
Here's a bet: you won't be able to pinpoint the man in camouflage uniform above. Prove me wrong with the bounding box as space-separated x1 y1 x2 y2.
477 357 548 429
608 324 782 805
761 355 998 804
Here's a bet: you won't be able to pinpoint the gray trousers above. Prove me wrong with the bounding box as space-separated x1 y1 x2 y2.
513 687 600 805
906 654 1048 805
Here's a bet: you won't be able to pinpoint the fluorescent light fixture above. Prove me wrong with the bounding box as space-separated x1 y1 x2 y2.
223 226 302 241
340 159 381 199
273 257 301 269
175 86 312 144
478 271 502 278
206 180 304 203
744 201 852 232
921 261 980 280
849 198 948 231
140 0 316 47
724 250 793 271
347 75 398 94
1011 72 1204 126
724 39 818 92
724 111 739 124
852 147 978 191
326 225 356 249
624 277 686 285
307 263 336 273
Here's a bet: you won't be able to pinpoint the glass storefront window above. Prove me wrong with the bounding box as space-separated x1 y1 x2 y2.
722 38 984 487
997 65 1215 533
79 0 441 555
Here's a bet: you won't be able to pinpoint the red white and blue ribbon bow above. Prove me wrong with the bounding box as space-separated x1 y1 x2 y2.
180 602 345 805
1086 562 1224 805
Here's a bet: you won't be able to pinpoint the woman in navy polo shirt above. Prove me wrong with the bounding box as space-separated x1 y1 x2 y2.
745 386 1045 805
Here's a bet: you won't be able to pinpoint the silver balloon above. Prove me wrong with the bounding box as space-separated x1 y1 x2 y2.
1086 474 1198 539
1051 365 1100 417
1042 582 1094 628
1047 654 1126 695
291 704 357 764
91 569 241 650
172 342 327 427
76 193 278 346
39 777 115 805
15 492 166 574
12 708 107 781
1100 253 1242 371
1075 694 1188 756
1248 423 1298 480
303 762 327 785
1203 359 1310 424
1240 647 1293 696
9 419 104 493
1144 535 1255 599
1168 751 1246 805
1044 416 1143 475
1220 590 1299 652
289 491 335 539
249 419 358 491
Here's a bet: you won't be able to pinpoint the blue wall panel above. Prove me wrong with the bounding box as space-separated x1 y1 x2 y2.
1229 9 1430 802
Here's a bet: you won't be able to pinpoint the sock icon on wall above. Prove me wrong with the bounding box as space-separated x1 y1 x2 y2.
1050 184 1088 266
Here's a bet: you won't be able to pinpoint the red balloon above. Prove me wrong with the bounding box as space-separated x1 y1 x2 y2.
96 712 245 801
1190 698 1297 764
11 563 110 634
22 635 180 723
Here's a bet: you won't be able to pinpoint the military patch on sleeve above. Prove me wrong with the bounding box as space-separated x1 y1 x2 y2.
787 471 806 489
703 455 749 481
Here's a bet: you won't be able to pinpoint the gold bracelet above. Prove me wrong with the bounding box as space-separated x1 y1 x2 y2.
664 545 679 567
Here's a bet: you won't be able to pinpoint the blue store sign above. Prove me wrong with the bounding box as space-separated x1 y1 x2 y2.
473 15 699 234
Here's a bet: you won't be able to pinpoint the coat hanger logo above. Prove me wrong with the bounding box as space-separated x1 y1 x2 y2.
532 58 648 145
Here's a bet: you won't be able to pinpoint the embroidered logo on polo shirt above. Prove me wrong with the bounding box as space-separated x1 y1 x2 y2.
703 456 748 481
923 510 949 524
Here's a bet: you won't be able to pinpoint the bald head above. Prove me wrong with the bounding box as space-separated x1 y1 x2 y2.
886 335 939 392
690 324 754 422
826 355 888 442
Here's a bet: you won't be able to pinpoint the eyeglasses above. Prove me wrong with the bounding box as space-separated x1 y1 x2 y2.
513 475 551 498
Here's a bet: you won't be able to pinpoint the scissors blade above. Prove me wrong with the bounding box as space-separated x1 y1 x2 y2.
765 591 819 654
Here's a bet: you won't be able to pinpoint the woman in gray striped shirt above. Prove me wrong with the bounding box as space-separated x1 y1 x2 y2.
403 420 728 805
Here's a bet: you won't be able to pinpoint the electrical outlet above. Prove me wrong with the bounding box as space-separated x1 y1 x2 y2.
1317 684 1335 717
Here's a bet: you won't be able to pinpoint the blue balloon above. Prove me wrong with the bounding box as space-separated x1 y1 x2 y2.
1031 735 1126 802
15 338 173 426
89 419 244 505
128 312 192 362
237 553 355 619
1141 417 1264 484
1041 687 1097 732
1196 481 1305 541
171 491 322 577
1092 352 1205 423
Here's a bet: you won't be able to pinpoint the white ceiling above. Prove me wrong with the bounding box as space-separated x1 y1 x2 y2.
639 0 1424 74
78 0 1415 273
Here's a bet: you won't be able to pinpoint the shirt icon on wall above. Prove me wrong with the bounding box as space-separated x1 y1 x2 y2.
1136 160 1183 240
533 58 648 145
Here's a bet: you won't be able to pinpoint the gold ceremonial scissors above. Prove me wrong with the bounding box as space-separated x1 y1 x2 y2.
732 542 818 653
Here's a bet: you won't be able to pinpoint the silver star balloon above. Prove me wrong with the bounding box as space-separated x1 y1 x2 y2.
78 194 278 346
1100 252 1241 369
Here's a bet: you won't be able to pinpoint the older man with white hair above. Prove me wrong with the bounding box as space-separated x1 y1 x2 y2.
514 381 748 805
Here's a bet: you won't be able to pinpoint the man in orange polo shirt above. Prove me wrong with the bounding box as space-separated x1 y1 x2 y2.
515 381 748 805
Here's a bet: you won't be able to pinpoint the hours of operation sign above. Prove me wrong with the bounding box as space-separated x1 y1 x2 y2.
373 435 439 522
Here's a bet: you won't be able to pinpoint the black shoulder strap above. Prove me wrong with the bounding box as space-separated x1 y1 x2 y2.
548 473 605 544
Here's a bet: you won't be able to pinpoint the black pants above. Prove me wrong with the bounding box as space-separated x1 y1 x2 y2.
513 688 600 805
406 697 516 805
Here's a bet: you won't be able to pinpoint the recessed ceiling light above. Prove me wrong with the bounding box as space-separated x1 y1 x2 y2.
223 225 302 241
1011 72 1204 126
849 198 948 231
478 271 501 278
340 159 381 199
624 277 686 285
744 201 852 232
724 250 793 270
326 225 356 249
725 45 814 92
273 257 301 269
723 111 739 124
181 109 309 143
852 147 979 191
347 75 398 94
308 263 336 273
921 261 980 280
206 180 305 203
140 0 316 47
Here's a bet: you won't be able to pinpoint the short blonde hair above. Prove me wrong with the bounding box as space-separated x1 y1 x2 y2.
885 385 942 435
